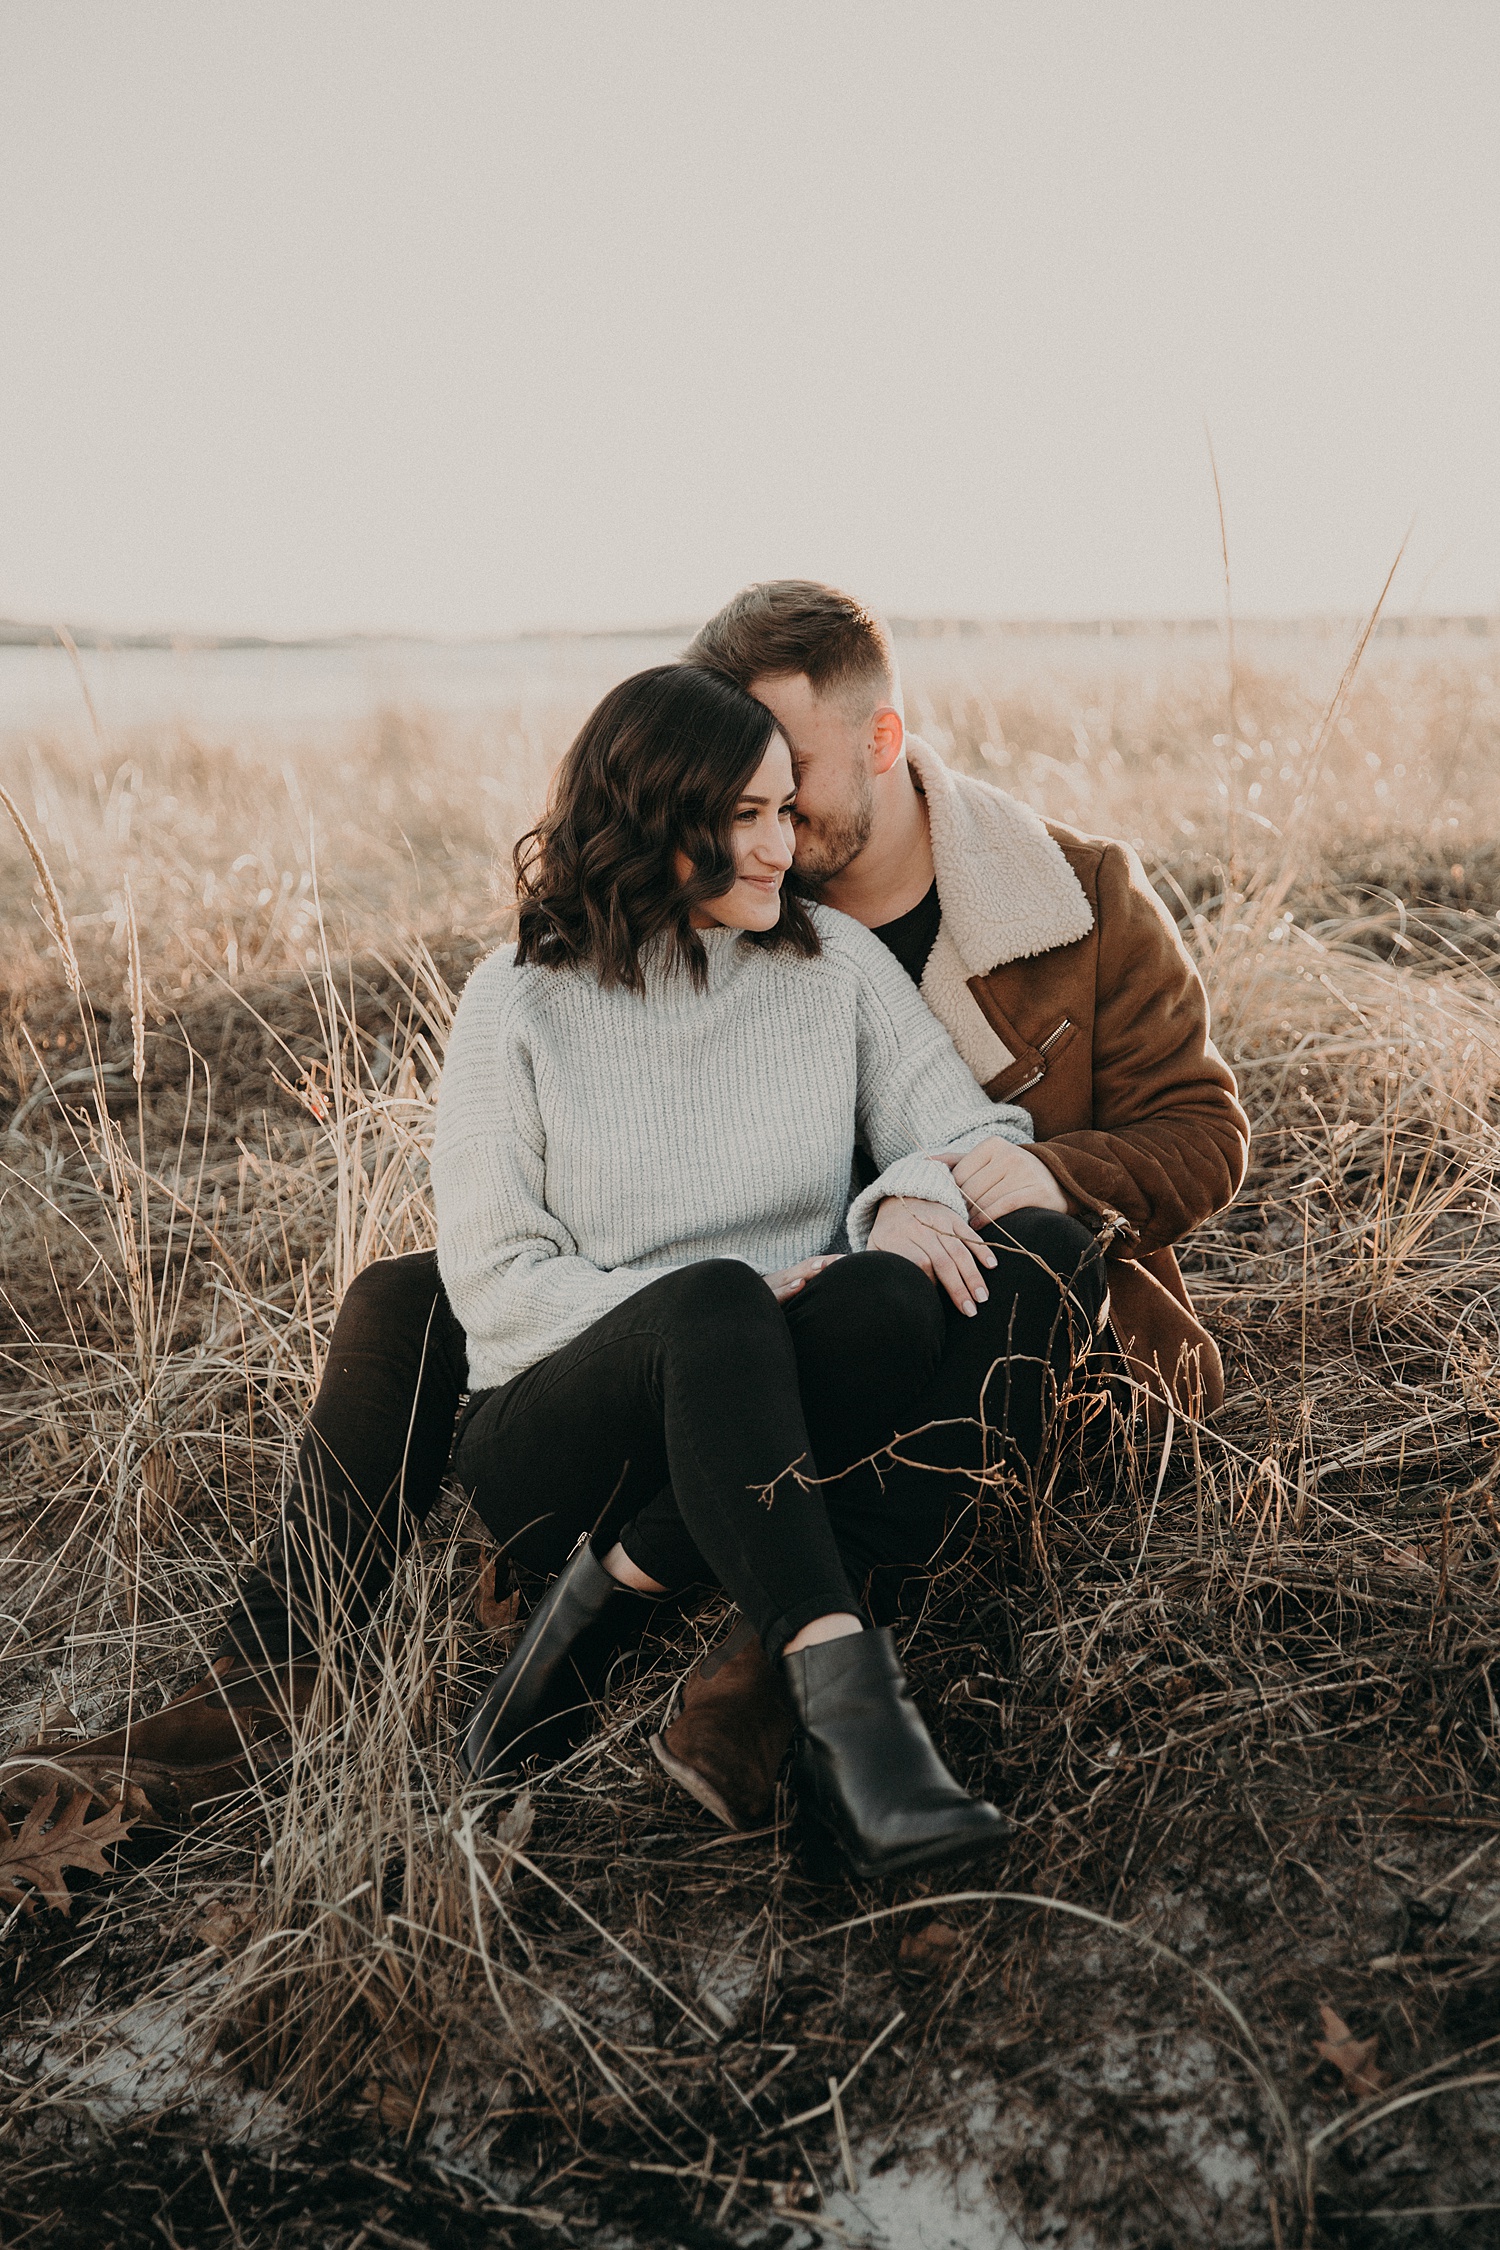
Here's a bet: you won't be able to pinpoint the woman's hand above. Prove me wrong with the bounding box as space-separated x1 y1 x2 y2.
866 1197 998 1316
763 1254 843 1304
933 1139 1069 1224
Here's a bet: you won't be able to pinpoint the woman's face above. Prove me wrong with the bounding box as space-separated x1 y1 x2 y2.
679 733 798 933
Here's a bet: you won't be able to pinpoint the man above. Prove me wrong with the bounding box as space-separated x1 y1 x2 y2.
650 585 1248 1825
684 584 1246 1379
7 584 1247 1831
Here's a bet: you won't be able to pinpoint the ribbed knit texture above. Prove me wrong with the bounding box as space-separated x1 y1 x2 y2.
432 905 1033 1391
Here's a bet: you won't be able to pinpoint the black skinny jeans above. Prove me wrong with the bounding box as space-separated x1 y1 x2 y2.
451 1252 948 1658
222 1250 470 1662
221 1214 1106 1663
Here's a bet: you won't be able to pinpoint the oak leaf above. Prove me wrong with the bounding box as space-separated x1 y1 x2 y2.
0 1784 137 1916
1313 2003 1387 2099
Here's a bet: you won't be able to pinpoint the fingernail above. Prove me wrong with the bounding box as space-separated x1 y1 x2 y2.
975 1288 988 1302
963 1302 976 1316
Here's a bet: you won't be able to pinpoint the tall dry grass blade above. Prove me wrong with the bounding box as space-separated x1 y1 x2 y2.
1204 421 1239 752
51 621 109 763
1298 523 1413 808
124 876 146 1085
0 781 82 995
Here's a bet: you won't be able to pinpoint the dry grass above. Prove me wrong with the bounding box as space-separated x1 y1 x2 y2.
0 626 1498 2248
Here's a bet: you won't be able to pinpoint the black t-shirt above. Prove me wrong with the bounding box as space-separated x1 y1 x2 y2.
850 880 944 1194
869 879 941 985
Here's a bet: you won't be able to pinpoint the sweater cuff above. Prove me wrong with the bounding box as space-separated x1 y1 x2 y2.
846 1154 970 1252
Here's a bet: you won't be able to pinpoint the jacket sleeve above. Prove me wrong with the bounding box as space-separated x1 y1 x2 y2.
432 959 675 1365
845 929 1034 1250
1029 843 1250 1255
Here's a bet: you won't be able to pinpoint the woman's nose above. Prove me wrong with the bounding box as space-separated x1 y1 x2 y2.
759 822 794 870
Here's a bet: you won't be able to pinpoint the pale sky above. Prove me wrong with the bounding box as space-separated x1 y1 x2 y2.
1 2 1497 638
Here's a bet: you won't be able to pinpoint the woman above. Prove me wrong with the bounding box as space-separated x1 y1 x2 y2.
434 662 1040 1881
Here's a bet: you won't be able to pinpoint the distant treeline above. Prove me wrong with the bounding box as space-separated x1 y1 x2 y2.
1 613 1496 652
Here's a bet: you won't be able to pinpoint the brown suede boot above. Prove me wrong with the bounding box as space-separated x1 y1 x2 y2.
650 1617 795 1832
0 1656 322 1827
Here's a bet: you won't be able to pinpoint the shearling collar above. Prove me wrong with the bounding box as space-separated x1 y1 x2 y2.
905 735 1094 975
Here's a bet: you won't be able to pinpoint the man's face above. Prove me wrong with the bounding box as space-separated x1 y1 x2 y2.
747 671 874 887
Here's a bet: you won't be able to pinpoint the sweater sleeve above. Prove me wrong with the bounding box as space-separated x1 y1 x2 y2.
432 956 677 1373
838 923 1034 1251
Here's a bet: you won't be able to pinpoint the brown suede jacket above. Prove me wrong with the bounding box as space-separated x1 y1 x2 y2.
905 741 1249 1415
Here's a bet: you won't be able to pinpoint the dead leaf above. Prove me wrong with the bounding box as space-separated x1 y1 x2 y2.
899 1920 962 1971
477 1554 521 1635
194 1902 255 1952
1381 1544 1428 1572
34 1702 83 1743
1313 2003 1388 2098
358 2078 416 2129
465 1791 534 1891
0 1784 138 1916
113 1779 155 1821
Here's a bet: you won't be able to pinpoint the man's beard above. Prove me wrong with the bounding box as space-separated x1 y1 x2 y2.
792 766 875 890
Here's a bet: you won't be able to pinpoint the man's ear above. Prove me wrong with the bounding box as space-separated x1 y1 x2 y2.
870 705 905 775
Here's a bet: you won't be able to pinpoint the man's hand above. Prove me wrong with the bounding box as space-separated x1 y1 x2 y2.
866 1197 998 1316
763 1254 843 1304
936 1139 1069 1225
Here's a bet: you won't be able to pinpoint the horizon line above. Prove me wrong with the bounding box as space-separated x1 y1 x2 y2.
2 611 1497 655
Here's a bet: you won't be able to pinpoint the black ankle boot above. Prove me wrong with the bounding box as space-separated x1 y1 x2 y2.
782 1628 1010 1881
461 1541 654 1782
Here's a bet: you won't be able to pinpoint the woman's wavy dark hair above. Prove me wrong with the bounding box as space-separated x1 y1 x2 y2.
512 663 820 991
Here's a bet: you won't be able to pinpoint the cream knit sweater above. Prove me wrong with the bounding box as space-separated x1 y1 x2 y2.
432 905 1033 1392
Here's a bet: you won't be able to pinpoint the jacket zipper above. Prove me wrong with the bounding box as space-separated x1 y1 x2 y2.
1008 1017 1074 1099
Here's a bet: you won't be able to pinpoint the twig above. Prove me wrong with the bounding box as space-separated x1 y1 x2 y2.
715 2148 749 2226
201 2150 247 2250
828 2075 857 2193
770 2010 907 2135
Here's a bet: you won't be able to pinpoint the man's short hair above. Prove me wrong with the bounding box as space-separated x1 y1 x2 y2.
686 581 897 711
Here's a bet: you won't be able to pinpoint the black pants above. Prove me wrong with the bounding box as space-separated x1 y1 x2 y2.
222 1250 470 1662
221 1214 1106 1663
837 1207 1115 1588
452 1252 950 1657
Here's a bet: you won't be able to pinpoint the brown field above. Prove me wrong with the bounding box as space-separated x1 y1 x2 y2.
1 624 1498 2248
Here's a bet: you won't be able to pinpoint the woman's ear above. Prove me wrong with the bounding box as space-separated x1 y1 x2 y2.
870 705 905 776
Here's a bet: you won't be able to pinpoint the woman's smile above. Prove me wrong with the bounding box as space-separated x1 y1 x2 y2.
680 732 798 931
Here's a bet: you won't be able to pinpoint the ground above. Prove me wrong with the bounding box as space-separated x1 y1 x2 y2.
1 623 1497 2248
